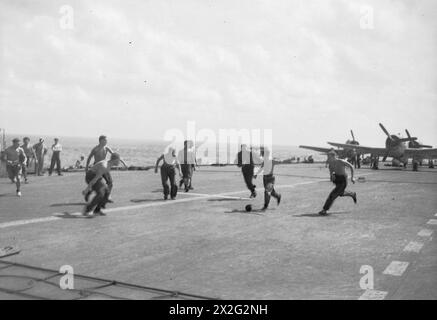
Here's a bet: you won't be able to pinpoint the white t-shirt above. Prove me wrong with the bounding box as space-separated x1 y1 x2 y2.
52 143 62 152
163 153 178 166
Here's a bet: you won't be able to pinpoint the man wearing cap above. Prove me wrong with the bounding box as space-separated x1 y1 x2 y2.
82 153 121 216
319 150 357 216
33 138 47 176
21 137 37 183
3 138 27 196
49 138 63 176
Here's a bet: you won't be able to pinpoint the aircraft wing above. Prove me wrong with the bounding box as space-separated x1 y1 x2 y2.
404 148 437 160
327 142 386 156
299 145 333 153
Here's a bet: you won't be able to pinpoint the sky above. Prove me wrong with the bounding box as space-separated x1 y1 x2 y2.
1 0 436 147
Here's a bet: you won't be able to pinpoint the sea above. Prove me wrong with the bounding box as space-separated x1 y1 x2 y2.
2 134 324 168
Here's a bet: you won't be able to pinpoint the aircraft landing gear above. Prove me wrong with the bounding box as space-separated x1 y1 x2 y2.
413 161 419 171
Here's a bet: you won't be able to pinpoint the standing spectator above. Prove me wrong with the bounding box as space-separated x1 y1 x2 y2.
49 138 63 176
33 138 47 176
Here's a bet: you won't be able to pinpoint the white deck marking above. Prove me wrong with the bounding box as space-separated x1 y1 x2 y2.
403 241 424 253
0 216 61 229
183 192 251 200
358 290 388 300
0 179 324 229
383 261 409 276
418 229 433 237
426 219 437 225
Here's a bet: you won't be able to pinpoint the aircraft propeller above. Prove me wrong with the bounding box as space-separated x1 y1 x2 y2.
379 123 394 141
405 129 432 148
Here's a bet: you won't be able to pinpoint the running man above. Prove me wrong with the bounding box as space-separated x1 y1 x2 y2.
155 147 182 200
82 153 121 216
178 140 197 192
85 135 127 202
235 144 261 198
49 138 62 176
21 137 37 184
33 138 47 176
3 138 27 196
319 150 357 216
254 147 281 210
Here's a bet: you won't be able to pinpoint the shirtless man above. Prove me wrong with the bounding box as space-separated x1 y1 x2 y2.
3 138 27 197
21 137 37 183
319 150 357 216
82 153 121 216
85 135 127 202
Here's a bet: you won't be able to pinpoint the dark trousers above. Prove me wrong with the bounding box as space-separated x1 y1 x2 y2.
85 171 109 213
180 164 194 190
103 172 113 194
323 175 354 210
161 164 177 198
242 165 255 192
22 158 31 178
36 155 44 175
49 151 61 175
84 171 113 200
263 174 279 207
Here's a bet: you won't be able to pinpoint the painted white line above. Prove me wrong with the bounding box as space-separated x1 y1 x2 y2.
403 241 424 253
0 180 321 229
358 290 388 300
418 229 433 237
0 216 61 229
427 219 437 225
383 261 409 276
183 192 251 200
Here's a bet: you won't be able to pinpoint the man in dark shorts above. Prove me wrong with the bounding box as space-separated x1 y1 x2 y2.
178 140 197 192
255 147 281 210
21 137 37 184
235 144 261 198
82 153 121 216
3 138 27 197
319 150 357 216
155 148 182 200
